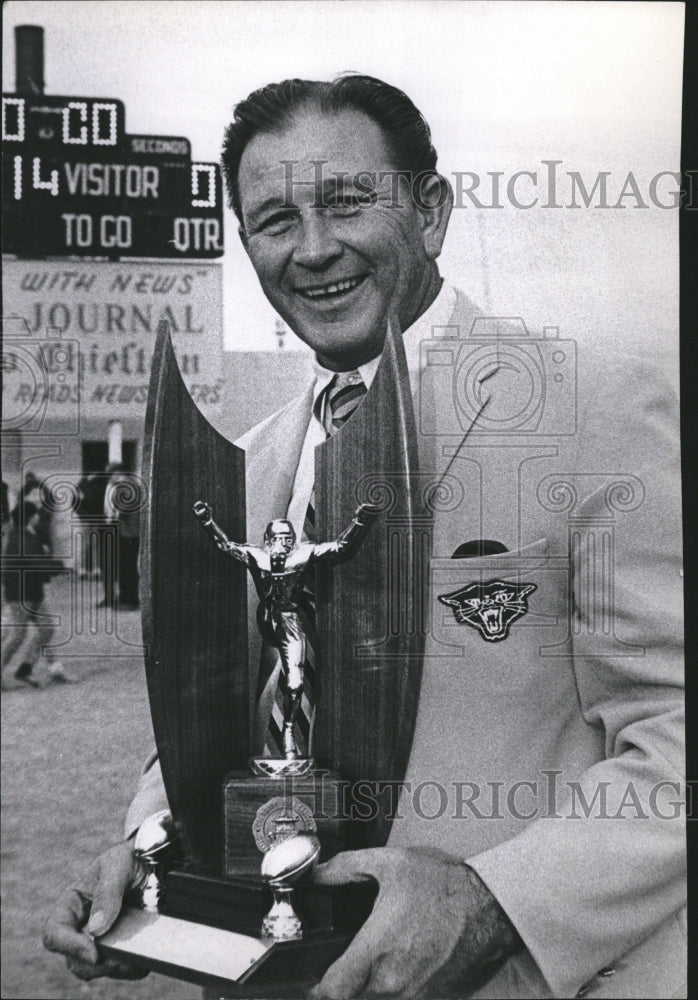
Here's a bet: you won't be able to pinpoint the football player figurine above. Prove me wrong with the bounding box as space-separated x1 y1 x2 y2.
193 500 379 762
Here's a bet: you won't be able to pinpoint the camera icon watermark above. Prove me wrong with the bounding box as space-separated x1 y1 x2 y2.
419 317 577 438
1 316 81 436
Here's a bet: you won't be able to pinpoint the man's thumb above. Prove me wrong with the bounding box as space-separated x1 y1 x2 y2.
313 849 382 886
87 843 136 936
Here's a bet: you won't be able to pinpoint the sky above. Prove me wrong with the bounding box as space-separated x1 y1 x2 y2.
2 1 685 363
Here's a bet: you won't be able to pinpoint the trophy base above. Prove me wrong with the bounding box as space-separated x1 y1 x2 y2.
99 905 368 998
162 869 376 939
249 757 314 777
100 848 377 996
224 768 346 877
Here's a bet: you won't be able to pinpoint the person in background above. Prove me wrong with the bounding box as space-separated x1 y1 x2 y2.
18 471 52 551
1 500 75 688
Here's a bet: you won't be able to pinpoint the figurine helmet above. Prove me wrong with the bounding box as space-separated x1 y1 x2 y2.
264 519 296 551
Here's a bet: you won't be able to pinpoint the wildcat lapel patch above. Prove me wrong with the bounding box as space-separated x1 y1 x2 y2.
438 580 537 642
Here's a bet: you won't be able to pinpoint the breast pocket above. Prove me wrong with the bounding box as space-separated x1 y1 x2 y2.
428 536 569 657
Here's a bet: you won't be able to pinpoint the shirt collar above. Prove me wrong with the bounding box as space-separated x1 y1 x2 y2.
310 280 456 406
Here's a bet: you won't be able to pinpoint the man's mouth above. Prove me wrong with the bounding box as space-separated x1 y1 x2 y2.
297 275 367 301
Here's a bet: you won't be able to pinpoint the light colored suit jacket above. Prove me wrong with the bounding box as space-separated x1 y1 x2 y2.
127 289 685 999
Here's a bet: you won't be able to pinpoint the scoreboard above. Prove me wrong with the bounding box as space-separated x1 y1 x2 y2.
2 94 225 259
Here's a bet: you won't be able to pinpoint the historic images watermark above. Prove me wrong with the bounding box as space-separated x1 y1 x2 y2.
280 159 691 211
283 770 687 824
1 316 82 437
346 311 655 661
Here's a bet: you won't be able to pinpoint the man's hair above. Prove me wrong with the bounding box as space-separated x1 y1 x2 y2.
221 73 438 222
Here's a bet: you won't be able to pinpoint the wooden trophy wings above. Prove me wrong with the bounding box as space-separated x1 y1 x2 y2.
141 318 427 871
141 322 248 872
314 318 427 847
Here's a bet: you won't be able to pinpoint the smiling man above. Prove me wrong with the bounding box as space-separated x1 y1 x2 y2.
44 75 685 999
232 103 446 369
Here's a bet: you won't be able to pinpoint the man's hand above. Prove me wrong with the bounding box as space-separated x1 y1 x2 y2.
310 847 521 999
43 839 148 982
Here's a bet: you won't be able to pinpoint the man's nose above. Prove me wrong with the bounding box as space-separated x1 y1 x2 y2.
292 210 342 269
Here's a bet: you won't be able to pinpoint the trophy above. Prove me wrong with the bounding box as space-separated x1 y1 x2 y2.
190 498 379 942
98 319 428 995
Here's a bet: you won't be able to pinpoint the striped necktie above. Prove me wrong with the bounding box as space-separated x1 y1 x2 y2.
322 370 368 435
303 371 367 541
259 372 367 760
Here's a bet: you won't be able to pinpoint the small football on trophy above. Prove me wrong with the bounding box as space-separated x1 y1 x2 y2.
134 809 177 860
261 832 321 887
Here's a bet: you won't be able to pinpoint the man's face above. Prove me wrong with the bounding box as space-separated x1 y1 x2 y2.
237 109 450 369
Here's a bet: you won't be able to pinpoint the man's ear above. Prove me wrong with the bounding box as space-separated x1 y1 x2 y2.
415 173 453 261
238 224 249 253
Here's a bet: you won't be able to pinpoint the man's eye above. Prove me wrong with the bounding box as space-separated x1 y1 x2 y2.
327 194 365 216
256 211 298 235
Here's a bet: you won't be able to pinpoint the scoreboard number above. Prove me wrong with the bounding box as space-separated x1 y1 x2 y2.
10 155 220 209
63 101 88 144
2 93 224 258
63 101 87 146
92 102 119 146
2 96 121 148
191 164 216 208
2 96 25 141
32 156 59 197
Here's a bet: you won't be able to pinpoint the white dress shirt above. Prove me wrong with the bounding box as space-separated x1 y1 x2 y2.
286 281 457 537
